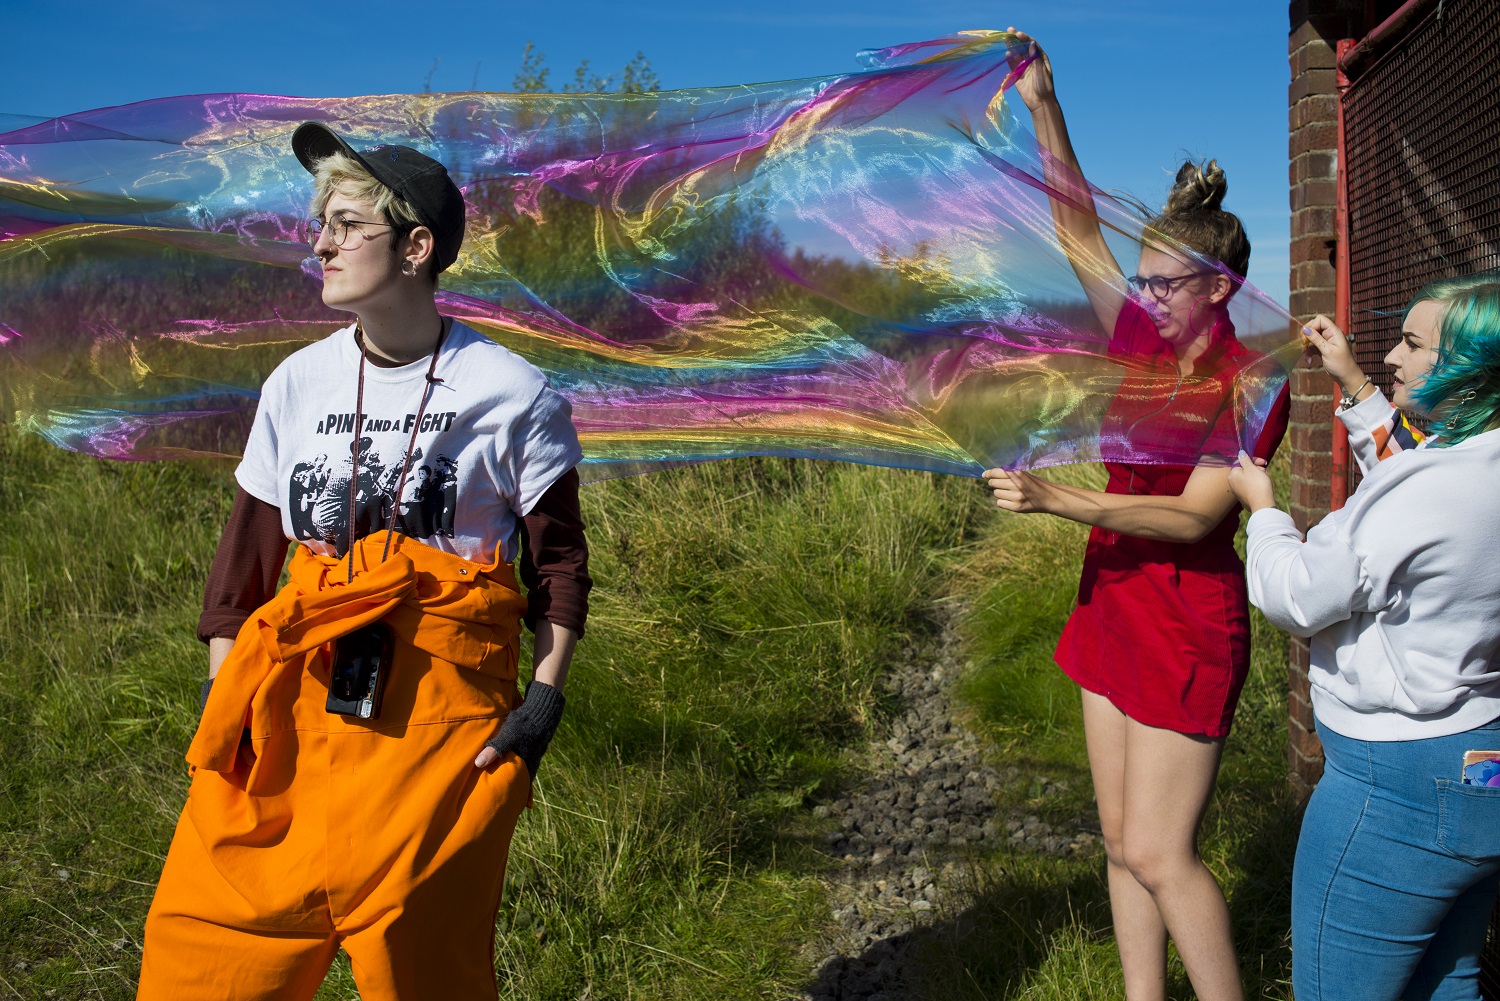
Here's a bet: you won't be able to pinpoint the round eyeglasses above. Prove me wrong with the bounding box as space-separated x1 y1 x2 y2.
1126 271 1214 300
306 216 395 249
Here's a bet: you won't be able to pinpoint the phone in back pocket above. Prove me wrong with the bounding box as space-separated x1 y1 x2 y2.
1461 750 1500 787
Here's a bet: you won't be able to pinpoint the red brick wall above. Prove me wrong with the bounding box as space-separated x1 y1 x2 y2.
1286 1 1362 799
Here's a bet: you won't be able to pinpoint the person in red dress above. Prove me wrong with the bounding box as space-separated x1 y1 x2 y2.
982 31 1289 1001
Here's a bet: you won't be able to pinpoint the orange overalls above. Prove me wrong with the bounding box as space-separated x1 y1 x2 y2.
138 532 531 1001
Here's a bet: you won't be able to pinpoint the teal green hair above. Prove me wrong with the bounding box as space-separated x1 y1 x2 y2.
1408 272 1500 446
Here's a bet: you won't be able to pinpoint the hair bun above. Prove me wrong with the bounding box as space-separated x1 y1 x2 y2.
1164 159 1228 215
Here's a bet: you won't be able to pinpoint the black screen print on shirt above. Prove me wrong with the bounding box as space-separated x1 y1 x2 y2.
290 410 460 555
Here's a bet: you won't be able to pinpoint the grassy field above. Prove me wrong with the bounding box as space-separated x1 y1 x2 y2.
0 426 981 999
0 423 1299 999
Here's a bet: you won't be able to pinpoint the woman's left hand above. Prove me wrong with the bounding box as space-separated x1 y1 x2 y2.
1227 451 1276 513
984 467 1050 513
1002 28 1054 112
475 681 566 779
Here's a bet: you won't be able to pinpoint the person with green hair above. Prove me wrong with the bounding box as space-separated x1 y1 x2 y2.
1228 272 1500 1001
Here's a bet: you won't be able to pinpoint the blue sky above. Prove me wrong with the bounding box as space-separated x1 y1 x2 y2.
1 1 1289 304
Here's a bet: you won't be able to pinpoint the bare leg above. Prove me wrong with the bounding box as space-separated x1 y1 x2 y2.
1081 690 1168 1001
1119 717 1243 1001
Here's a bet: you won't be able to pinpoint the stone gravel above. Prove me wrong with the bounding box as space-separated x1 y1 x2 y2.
797 617 1099 1001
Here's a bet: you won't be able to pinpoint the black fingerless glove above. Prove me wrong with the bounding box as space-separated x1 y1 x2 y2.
483 681 566 781
200 677 215 714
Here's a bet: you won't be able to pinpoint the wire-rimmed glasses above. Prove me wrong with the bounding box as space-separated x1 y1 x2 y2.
305 216 395 249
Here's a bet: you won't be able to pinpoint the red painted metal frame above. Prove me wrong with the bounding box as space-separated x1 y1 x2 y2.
1331 38 1355 512
1341 0 1441 76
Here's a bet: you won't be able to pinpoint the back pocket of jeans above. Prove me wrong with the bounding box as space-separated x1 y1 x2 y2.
1436 778 1500 864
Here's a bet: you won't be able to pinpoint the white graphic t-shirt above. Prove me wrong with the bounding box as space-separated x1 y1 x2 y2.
237 320 582 565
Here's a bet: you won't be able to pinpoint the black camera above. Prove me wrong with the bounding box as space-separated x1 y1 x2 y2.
326 621 394 720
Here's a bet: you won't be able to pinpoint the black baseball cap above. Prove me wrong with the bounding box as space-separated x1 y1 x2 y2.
292 121 466 271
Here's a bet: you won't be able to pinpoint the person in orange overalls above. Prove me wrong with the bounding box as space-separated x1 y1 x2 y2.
137 122 590 1001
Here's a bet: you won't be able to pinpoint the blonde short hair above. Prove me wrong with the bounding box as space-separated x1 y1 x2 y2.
308 151 424 231
308 152 437 279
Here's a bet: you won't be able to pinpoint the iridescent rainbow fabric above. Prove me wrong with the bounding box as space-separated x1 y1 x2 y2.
0 31 1300 479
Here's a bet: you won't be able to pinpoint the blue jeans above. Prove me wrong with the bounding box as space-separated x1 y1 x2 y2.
1293 715 1500 1001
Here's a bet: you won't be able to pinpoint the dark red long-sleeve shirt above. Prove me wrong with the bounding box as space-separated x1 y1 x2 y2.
198 468 590 641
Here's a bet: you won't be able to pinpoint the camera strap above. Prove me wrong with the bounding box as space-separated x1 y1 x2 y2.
347 317 449 583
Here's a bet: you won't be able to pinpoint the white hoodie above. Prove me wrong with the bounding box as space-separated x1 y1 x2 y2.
1245 389 1500 740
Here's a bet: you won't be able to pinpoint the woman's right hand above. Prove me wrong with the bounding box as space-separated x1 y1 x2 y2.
1227 452 1276 514
1005 28 1056 112
984 467 1050 514
1303 314 1369 398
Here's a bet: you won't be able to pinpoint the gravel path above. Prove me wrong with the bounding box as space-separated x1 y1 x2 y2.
797 612 1100 1001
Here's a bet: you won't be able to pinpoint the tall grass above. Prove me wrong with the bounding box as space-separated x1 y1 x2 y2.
0 426 982 999
0 430 223 999
485 459 981 999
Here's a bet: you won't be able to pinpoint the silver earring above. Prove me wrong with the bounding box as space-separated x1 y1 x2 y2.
401 260 417 277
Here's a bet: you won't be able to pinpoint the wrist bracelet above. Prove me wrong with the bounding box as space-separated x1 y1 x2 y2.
1339 377 1371 411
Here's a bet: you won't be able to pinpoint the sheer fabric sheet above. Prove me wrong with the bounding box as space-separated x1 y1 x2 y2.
0 32 1301 478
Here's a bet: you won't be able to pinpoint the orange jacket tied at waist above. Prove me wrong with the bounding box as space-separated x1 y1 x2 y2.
189 532 528 774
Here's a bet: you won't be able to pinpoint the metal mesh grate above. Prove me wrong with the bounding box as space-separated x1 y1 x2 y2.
1340 4 1500 996
1344 0 1500 403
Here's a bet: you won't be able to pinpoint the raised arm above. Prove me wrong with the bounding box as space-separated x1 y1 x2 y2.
1302 314 1416 472
1003 28 1128 336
